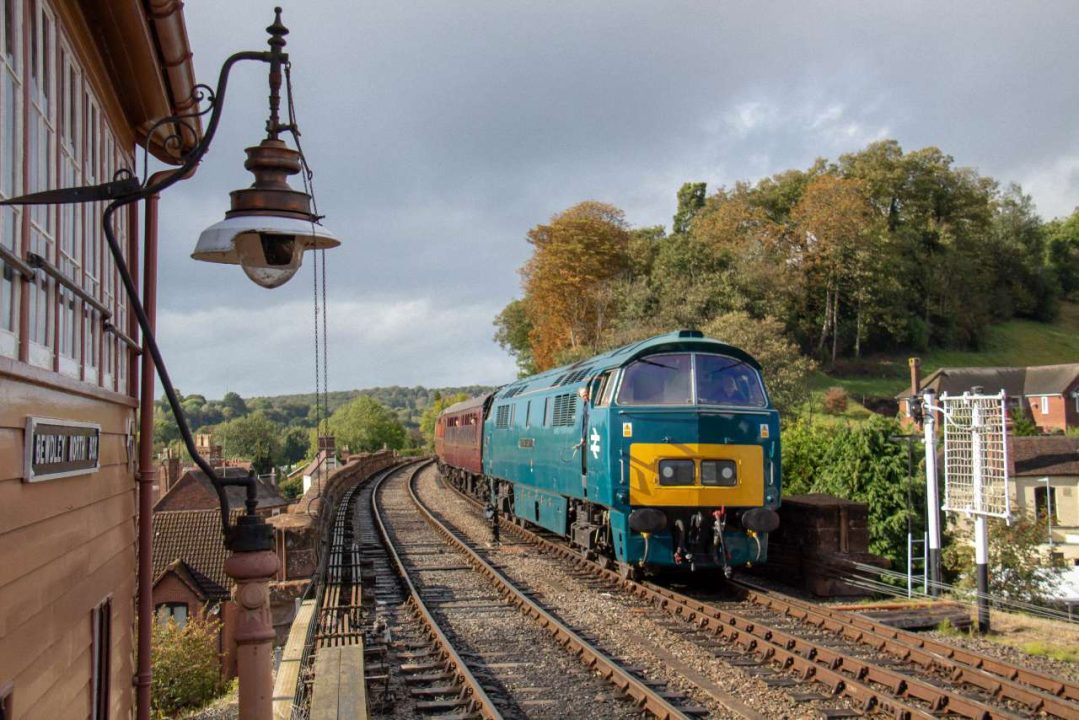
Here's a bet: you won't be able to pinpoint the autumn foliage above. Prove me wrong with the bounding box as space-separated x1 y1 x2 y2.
495 139 1074 379
521 201 631 370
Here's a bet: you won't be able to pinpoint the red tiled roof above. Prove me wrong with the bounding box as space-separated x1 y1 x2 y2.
152 509 242 601
1009 436 1079 477
154 466 288 513
896 363 1079 399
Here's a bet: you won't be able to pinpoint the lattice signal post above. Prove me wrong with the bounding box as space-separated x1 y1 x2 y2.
940 390 1010 632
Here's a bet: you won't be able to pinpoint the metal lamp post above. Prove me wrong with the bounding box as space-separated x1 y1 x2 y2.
1 8 335 719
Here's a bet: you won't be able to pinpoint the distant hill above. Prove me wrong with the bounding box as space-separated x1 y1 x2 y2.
808 301 1079 420
248 385 496 429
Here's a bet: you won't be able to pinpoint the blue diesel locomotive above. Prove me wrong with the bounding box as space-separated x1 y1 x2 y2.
435 330 781 577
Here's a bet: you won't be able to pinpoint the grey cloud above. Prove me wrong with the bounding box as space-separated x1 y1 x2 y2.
153 1 1079 397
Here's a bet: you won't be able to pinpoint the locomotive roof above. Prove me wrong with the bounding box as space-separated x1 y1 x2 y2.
492 330 762 401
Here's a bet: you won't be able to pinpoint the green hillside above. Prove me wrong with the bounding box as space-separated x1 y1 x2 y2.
810 301 1079 413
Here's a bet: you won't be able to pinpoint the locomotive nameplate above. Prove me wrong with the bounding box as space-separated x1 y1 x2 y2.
24 417 101 482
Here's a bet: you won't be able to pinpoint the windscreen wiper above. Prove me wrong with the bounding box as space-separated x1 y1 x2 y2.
638 357 678 370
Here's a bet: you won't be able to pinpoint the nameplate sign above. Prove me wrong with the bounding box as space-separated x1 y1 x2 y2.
24 417 101 482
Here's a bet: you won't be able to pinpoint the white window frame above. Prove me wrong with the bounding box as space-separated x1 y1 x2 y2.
56 39 80 375
0 0 21 357
1041 396 1049 416
26 0 56 367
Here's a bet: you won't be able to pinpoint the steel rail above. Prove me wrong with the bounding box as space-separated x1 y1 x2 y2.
730 578 1079 719
293 463 403 717
372 461 504 720
405 464 695 720
438 477 1041 720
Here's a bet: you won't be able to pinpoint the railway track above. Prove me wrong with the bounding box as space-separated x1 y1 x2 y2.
434 466 1079 720
367 460 702 719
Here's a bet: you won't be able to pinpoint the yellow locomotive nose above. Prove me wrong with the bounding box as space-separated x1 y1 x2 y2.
628 443 764 507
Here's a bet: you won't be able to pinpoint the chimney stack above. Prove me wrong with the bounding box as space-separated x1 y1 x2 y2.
908 357 921 398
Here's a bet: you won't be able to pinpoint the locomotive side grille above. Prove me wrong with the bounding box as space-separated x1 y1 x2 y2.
495 404 511 428
559 367 592 385
551 393 576 426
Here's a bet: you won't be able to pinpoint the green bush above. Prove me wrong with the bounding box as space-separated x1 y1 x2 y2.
279 474 303 499
782 415 922 569
1010 407 1039 436
151 613 226 718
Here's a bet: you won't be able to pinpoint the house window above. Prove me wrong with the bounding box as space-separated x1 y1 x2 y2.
1040 396 1049 415
156 602 188 628
1034 485 1057 524
91 598 111 720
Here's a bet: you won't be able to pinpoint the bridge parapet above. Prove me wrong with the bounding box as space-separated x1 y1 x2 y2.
268 449 399 582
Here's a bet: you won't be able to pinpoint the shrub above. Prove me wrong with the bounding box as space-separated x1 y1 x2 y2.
1010 407 1039 436
279 474 303 499
941 513 1063 605
151 613 226 718
781 415 920 569
822 386 849 414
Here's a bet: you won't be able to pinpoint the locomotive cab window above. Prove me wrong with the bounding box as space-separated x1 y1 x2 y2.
695 354 766 408
594 371 616 407
617 352 767 407
617 353 692 405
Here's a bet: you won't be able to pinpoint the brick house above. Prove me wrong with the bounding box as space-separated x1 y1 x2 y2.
899 363 1079 433
151 509 241 678
154 466 289 517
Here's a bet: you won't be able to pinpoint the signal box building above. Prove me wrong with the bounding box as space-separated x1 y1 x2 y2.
0 0 197 716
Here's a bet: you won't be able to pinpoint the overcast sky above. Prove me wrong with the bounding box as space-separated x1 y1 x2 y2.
154 1 1079 399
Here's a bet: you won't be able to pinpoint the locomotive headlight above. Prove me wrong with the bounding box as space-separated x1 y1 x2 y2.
657 459 694 486
701 460 737 486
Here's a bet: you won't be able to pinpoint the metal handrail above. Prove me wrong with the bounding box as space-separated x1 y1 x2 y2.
104 321 141 353
0 243 32 278
26 251 112 318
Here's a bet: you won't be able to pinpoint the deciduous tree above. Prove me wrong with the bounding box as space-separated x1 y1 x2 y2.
214 413 280 474
327 395 407 453
521 201 631 369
